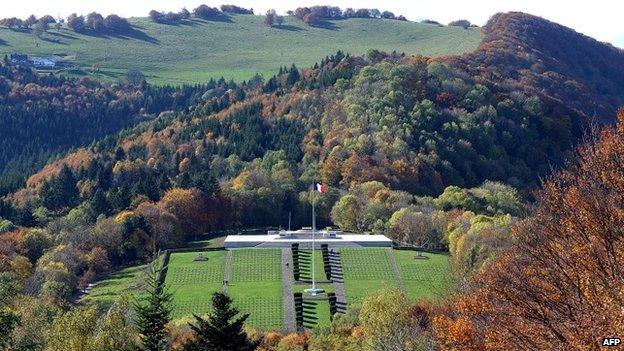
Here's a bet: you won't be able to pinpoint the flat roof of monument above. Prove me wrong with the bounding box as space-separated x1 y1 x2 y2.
224 231 393 248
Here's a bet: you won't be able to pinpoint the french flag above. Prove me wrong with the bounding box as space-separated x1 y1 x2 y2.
315 183 329 194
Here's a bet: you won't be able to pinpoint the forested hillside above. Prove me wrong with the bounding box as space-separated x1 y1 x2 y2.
0 62 242 195
2 47 586 228
3 12 622 232
1 10 623 350
446 12 624 122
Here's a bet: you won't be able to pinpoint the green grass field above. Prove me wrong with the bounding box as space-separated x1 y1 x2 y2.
393 250 454 300
228 249 283 330
0 15 482 85
340 248 398 304
79 263 150 308
297 249 328 282
302 299 332 329
165 251 227 319
84 247 454 330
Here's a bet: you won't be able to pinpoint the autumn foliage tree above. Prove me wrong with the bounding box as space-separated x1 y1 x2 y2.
434 111 624 350
157 188 217 239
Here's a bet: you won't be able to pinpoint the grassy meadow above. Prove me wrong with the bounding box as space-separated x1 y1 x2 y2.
0 15 482 85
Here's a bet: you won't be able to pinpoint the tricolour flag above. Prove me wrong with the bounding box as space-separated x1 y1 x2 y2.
315 183 329 194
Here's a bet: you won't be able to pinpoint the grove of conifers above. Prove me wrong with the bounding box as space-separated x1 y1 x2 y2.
0 8 623 351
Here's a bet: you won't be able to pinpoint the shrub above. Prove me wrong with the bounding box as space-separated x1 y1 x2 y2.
193 5 222 20
448 19 473 29
220 4 253 15
148 10 165 23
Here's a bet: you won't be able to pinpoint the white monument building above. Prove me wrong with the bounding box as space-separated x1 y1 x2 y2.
224 228 393 248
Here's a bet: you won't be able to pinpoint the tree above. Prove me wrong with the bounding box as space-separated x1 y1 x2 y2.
387 207 436 253
434 112 624 350
158 188 214 238
331 195 362 231
359 288 434 350
181 292 256 351
448 19 472 29
193 5 221 20
41 164 79 210
104 14 131 32
67 13 85 31
149 10 164 23
86 12 105 31
32 22 46 39
286 64 300 85
93 296 138 351
134 263 173 351
44 306 97 351
123 69 146 87
264 9 277 27
25 15 37 27
0 272 20 349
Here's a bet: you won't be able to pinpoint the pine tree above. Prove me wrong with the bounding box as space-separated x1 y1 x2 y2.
88 189 110 219
134 264 172 351
181 292 256 351
286 64 300 85
41 164 79 210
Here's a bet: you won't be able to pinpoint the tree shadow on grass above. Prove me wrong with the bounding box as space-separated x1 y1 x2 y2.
47 30 79 40
75 26 160 44
310 20 339 31
191 15 233 24
40 37 68 45
274 24 304 32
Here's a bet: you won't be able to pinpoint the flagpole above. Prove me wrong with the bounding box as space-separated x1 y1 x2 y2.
311 182 316 291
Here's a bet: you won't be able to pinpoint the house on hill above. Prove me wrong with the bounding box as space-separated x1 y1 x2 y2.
9 53 28 65
31 57 57 68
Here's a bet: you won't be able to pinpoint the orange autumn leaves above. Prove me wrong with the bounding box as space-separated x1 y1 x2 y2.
434 111 624 351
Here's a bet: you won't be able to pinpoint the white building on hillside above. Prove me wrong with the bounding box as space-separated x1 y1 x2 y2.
224 228 393 249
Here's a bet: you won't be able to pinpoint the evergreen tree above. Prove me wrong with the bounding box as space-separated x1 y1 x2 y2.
286 64 300 85
88 189 111 220
181 292 256 351
41 165 79 210
134 264 172 351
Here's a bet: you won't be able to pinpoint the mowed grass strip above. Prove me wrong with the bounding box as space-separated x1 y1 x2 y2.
228 249 283 330
340 248 398 304
297 250 327 282
302 299 332 330
393 250 453 300
165 251 226 319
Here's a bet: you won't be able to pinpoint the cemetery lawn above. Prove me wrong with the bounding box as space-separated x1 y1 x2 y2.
297 249 328 282
227 249 284 330
165 251 226 319
340 248 398 305
302 299 332 330
393 250 454 300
